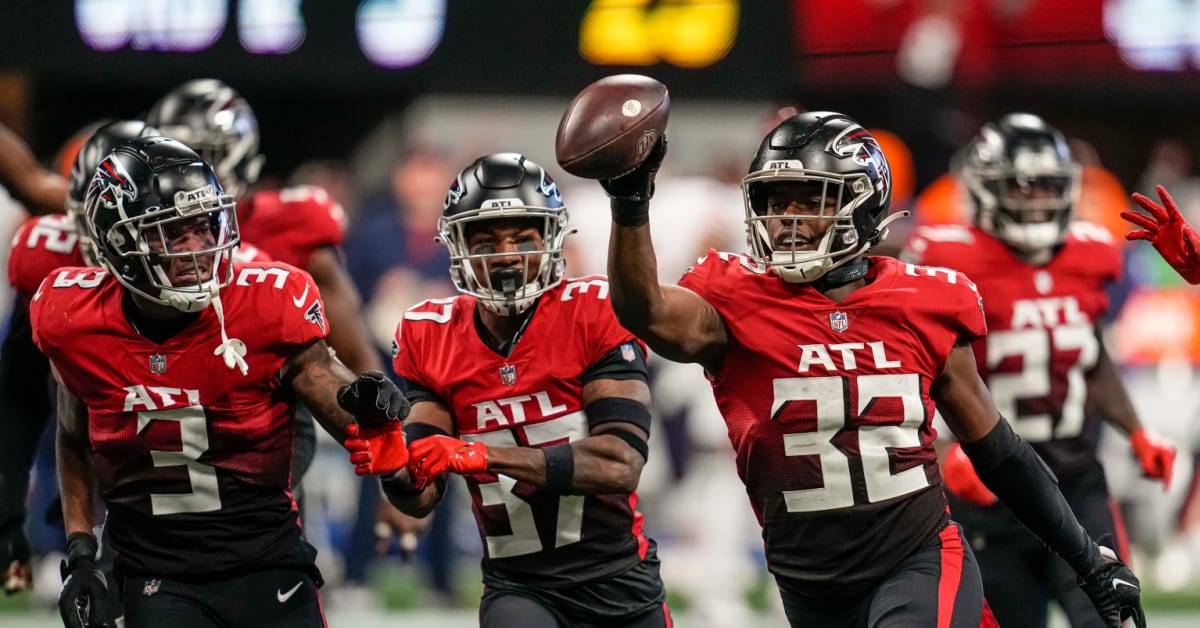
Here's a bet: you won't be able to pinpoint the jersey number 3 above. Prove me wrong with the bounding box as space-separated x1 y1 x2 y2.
138 406 222 516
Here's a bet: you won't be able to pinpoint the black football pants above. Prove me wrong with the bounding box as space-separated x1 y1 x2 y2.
775 522 996 627
120 567 325 628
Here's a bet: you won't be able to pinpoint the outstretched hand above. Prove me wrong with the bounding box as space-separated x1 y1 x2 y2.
1124 185 1200 283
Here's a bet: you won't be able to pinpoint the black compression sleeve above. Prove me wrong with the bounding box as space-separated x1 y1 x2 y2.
961 418 1101 575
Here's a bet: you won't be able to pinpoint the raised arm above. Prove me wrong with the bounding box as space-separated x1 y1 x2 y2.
933 343 1146 627
0 123 67 216
600 139 728 372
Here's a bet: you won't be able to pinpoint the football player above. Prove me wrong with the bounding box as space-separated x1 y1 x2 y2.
590 111 1145 627
0 120 157 596
33 137 407 628
901 113 1174 628
346 153 672 627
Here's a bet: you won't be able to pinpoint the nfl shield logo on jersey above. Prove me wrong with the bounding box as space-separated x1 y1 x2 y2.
620 343 636 362
149 354 167 375
499 364 517 386
829 311 849 333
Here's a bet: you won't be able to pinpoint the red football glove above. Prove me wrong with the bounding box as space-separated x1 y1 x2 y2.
1124 185 1200 284
1130 428 1176 489
942 443 998 506
344 422 409 476
408 436 489 489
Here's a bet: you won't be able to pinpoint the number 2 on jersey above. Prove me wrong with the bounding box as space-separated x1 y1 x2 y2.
986 326 1099 442
775 374 929 513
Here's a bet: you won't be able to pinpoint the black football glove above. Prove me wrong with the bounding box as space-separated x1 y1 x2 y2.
1079 546 1147 628
337 371 410 427
58 533 108 628
600 136 668 227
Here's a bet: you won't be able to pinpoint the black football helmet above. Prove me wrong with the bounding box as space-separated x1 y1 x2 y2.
958 113 1080 260
146 79 264 198
742 112 900 283
85 136 239 313
439 153 569 315
66 120 159 265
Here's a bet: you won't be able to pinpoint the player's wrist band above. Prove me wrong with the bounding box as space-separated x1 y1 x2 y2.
543 442 575 495
610 198 649 227
381 475 424 498
65 532 99 568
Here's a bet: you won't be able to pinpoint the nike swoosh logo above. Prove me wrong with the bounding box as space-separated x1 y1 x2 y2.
292 284 310 308
1112 578 1138 591
277 581 303 603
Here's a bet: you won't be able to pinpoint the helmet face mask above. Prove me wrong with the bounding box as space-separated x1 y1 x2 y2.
147 79 265 199
86 137 240 313
960 113 1081 260
742 112 898 283
440 154 570 316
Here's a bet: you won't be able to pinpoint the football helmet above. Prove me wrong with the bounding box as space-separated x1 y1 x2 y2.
85 136 239 313
742 111 900 283
959 113 1081 259
66 120 158 265
439 153 569 316
146 79 264 199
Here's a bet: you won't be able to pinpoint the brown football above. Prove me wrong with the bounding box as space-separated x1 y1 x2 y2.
556 74 669 180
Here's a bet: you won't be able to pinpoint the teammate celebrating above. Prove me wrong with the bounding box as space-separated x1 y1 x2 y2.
346 153 671 627
1124 184 1200 284
902 113 1173 628
592 110 1145 627
33 137 405 627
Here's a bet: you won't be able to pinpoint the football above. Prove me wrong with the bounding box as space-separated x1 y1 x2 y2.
555 74 669 180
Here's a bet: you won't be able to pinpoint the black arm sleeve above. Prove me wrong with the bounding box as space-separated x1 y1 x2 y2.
581 341 648 384
0 306 53 532
399 377 444 406
961 418 1101 576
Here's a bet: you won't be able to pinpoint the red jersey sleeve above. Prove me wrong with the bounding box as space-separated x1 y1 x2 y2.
677 249 741 313
564 276 643 364
899 224 976 268
1066 222 1123 284
270 264 328 348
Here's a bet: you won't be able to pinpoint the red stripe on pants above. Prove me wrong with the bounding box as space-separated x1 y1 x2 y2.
936 524 965 628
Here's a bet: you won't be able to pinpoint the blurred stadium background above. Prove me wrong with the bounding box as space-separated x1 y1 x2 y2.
3 1 1200 626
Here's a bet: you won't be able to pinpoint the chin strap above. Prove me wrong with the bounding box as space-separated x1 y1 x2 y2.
209 285 248 376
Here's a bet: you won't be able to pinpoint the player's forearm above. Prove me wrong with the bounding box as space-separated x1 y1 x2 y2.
381 476 441 518
487 437 642 495
607 223 666 335
962 419 1102 576
55 425 97 537
0 124 65 215
293 366 357 442
1090 343 1141 437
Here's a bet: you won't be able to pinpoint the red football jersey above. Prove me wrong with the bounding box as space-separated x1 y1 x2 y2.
238 185 346 270
8 215 86 307
678 252 986 594
902 222 1121 473
393 276 652 586
31 262 328 578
